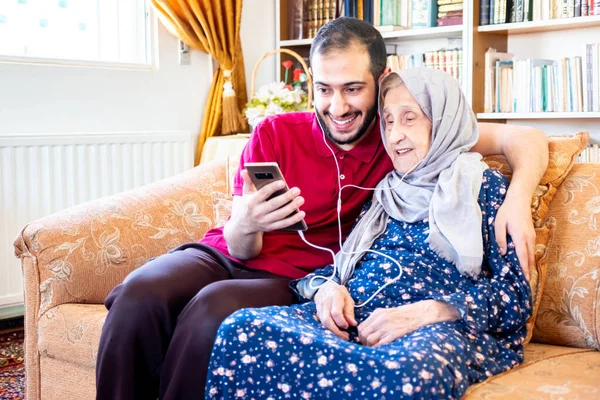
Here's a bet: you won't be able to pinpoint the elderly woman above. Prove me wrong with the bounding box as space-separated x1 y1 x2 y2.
204 68 532 399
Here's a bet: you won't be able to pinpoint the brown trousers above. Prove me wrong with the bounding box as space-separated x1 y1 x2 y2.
96 243 297 400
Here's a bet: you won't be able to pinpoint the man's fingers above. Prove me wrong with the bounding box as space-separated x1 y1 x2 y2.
262 196 305 225
265 186 302 211
495 219 508 255
264 210 306 231
250 179 286 204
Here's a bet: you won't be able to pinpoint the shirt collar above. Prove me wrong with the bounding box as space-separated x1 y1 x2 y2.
311 114 382 164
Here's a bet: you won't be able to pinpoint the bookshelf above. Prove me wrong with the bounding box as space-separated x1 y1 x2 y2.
473 2 600 140
379 24 463 39
280 38 315 46
478 112 600 119
477 14 600 34
273 1 600 139
275 0 469 99
279 25 464 52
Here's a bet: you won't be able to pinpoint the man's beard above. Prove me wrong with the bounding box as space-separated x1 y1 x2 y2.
316 96 379 146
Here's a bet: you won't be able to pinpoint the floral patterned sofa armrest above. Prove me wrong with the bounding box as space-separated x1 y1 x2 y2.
13 159 231 317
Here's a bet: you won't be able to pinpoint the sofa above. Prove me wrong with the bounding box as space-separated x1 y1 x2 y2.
14 141 600 399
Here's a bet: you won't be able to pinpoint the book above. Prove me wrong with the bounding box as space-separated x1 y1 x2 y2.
592 43 600 112
288 0 307 40
439 3 464 12
411 0 438 28
515 0 524 22
496 60 514 112
583 43 593 112
481 0 491 25
575 56 584 112
376 25 408 31
527 59 555 111
438 16 463 25
484 49 514 113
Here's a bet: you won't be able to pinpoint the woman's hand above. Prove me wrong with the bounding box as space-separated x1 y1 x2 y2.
358 300 460 347
314 281 357 341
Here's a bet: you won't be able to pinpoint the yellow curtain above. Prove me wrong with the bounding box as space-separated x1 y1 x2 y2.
151 0 249 165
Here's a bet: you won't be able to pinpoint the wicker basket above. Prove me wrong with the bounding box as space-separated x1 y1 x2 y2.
250 48 313 110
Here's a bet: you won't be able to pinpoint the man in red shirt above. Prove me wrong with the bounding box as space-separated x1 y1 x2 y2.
96 18 548 400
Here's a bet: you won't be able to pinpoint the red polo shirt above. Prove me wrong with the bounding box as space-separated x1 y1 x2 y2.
200 112 394 279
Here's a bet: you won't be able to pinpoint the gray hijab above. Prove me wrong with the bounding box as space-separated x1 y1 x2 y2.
297 68 488 299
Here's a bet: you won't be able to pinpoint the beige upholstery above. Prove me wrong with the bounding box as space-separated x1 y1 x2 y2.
14 159 600 399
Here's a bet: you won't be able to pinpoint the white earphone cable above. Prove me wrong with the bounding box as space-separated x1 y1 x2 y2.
296 116 422 308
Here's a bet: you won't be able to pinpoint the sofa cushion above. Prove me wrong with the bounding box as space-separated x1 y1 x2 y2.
484 132 588 344
213 157 239 227
464 343 600 399
533 163 600 350
483 131 589 227
38 304 107 368
524 217 555 344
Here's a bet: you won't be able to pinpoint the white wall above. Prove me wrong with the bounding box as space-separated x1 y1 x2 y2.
507 26 600 142
241 0 277 96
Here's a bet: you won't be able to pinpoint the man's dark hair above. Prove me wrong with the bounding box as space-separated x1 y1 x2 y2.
310 17 387 82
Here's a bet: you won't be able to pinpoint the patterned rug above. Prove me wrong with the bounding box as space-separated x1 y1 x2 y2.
0 322 25 400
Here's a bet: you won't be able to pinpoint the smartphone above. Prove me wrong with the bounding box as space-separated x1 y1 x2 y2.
244 162 308 231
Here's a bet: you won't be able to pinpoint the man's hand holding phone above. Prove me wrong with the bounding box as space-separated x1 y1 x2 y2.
223 162 307 260
238 168 307 233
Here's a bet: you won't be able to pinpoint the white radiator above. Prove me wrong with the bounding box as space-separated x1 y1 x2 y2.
0 131 196 309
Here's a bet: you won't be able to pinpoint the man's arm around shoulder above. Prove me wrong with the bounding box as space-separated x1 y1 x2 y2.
472 122 549 278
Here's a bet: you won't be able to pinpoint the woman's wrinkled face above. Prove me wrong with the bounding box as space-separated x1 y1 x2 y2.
382 84 432 174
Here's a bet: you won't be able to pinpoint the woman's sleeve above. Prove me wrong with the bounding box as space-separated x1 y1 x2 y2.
290 265 338 303
430 170 532 334
290 199 374 302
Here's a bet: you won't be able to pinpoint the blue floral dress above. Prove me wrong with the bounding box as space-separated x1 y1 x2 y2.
205 169 532 399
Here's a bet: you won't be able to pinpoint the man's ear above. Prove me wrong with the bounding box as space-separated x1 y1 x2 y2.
378 67 392 85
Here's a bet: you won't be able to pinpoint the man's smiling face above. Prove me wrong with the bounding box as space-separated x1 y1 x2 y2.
311 43 379 150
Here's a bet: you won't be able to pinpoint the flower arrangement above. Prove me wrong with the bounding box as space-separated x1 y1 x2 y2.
244 60 310 129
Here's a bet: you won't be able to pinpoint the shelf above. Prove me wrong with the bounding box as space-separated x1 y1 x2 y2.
381 25 463 40
278 38 313 47
478 15 600 34
477 112 600 120
279 25 463 47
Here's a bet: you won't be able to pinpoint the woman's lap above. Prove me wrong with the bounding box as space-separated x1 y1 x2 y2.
207 304 488 399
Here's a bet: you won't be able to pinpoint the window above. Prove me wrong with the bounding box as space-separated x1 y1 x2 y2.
0 0 152 66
